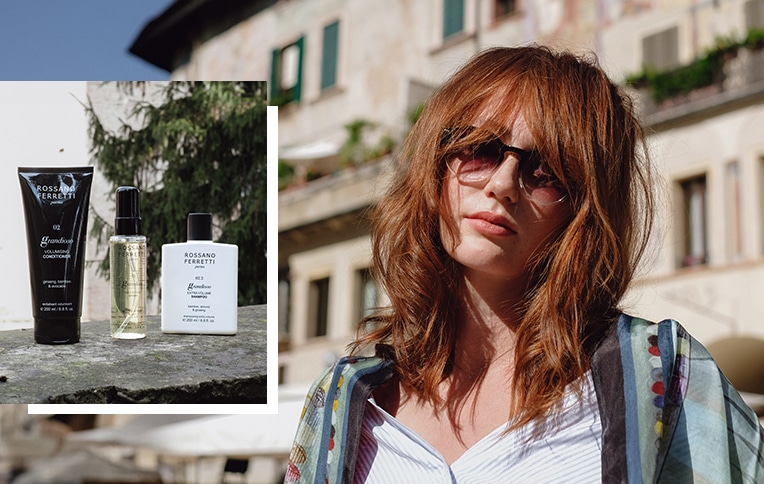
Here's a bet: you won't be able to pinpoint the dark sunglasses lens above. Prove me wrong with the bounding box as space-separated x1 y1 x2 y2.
519 152 544 189
467 141 502 177
472 139 504 165
520 153 565 202
452 138 504 179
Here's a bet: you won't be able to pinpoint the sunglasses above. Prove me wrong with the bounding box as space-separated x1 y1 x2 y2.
443 127 567 205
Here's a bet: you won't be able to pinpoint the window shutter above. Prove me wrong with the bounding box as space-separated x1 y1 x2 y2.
443 0 464 39
269 48 279 103
642 27 679 71
321 21 340 91
293 36 305 103
745 0 764 30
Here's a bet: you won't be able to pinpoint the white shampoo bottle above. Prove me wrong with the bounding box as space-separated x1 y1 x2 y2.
161 213 238 334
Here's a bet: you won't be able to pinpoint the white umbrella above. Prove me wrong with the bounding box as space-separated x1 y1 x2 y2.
706 335 764 415
67 415 209 444
69 392 306 457
13 449 161 484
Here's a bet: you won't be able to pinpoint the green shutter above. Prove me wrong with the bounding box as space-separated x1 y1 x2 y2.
321 21 339 91
293 36 304 103
269 48 279 103
270 37 304 106
443 0 464 39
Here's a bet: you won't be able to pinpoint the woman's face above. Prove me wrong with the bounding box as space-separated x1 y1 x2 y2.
440 113 572 286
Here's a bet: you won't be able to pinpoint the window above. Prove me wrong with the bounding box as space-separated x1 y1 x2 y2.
759 156 764 255
725 161 743 260
321 20 340 91
443 0 465 39
278 274 290 335
308 277 330 338
495 0 518 19
642 27 679 71
745 0 764 30
680 175 708 267
357 268 378 321
270 37 304 106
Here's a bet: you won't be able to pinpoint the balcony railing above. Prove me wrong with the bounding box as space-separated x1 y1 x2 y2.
627 32 764 128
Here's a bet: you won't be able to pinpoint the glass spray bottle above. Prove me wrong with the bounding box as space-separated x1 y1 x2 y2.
110 186 147 339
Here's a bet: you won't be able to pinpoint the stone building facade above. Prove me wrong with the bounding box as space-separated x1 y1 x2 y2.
129 0 764 398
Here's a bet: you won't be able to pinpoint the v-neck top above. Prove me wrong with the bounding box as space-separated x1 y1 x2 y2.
353 371 602 483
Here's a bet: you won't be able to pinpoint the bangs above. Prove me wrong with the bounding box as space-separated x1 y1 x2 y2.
426 65 577 206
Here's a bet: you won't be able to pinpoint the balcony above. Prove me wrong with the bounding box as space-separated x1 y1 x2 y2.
628 39 764 130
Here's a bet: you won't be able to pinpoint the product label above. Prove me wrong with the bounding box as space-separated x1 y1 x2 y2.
181 277 215 322
182 304 215 324
116 244 146 258
39 234 75 261
184 251 216 267
42 278 72 289
39 301 74 313
110 239 147 337
36 183 77 200
161 242 237 334
187 279 213 299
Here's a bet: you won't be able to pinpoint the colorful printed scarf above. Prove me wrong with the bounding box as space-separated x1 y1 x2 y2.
285 315 764 483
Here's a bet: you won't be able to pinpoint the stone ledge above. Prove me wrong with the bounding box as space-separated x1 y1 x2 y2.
0 305 267 404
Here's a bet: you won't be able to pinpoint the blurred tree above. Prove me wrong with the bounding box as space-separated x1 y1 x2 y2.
86 81 267 306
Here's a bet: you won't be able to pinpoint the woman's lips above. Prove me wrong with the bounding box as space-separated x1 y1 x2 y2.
465 212 517 236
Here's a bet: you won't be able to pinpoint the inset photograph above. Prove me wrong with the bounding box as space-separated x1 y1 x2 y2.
1 81 268 405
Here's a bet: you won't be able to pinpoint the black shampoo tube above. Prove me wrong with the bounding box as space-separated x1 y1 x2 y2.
18 167 93 344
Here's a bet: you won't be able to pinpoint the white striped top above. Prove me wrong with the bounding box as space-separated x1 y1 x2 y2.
353 372 602 483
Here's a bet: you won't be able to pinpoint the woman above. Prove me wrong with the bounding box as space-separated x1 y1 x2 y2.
285 45 764 483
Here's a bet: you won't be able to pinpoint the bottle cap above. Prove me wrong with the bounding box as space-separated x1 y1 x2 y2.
187 213 213 241
115 186 142 236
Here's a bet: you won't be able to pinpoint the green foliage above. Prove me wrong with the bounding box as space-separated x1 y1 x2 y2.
626 27 764 104
278 159 295 190
338 119 394 168
270 91 296 108
625 49 725 103
86 82 268 306
406 102 426 127
745 27 764 48
651 51 724 103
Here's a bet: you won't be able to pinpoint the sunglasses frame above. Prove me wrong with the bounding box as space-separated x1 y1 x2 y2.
442 127 567 205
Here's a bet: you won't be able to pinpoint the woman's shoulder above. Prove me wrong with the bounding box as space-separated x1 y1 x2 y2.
303 355 393 402
617 312 679 334
595 313 764 481
314 355 390 380
615 313 686 356
287 355 395 483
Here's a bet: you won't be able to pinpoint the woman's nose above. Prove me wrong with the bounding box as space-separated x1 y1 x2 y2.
482 156 521 203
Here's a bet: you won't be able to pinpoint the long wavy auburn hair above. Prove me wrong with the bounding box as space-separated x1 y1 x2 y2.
351 45 655 430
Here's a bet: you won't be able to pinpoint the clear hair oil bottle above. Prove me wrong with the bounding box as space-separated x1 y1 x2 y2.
110 186 147 339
